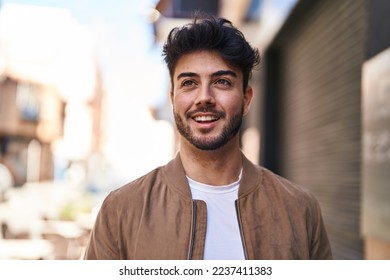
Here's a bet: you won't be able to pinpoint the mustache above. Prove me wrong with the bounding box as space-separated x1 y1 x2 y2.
185 107 226 119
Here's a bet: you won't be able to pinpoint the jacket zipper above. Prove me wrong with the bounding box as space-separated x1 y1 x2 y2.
187 200 197 260
235 200 248 259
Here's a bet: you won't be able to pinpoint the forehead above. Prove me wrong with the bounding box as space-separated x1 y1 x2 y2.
173 51 240 79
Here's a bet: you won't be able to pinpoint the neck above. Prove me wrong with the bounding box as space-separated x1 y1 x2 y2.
179 136 243 186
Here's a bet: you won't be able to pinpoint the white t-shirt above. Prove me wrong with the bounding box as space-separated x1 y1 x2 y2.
187 171 245 260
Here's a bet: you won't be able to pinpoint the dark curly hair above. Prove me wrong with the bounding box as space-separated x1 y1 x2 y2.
162 14 260 91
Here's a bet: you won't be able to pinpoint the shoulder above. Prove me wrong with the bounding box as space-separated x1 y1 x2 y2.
262 167 311 196
101 166 165 210
259 166 320 211
241 159 319 210
100 154 192 211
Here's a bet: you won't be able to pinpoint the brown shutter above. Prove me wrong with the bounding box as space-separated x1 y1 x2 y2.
265 0 367 259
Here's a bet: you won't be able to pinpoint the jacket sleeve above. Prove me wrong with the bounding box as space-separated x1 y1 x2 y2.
309 193 333 260
84 192 120 260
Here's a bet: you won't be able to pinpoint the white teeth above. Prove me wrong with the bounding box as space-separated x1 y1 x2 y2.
194 115 218 122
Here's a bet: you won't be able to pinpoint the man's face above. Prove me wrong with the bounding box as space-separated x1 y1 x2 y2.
171 51 253 151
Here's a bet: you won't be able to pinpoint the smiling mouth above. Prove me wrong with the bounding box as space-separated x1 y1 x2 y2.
193 115 220 123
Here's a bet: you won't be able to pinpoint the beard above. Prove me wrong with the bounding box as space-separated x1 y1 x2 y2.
173 105 244 151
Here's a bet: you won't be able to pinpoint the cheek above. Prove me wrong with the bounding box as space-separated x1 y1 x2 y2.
173 94 194 111
220 96 244 112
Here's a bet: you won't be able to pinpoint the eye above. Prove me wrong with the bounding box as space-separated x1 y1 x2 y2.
215 78 232 87
181 80 196 87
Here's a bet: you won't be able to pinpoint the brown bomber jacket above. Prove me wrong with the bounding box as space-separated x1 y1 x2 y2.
84 153 333 260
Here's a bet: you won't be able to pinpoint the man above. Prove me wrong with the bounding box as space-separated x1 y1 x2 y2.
84 15 332 260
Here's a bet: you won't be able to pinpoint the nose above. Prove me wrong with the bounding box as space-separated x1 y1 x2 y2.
195 85 215 107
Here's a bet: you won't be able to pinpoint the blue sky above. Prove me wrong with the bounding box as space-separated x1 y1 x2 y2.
2 0 148 26
1 0 160 68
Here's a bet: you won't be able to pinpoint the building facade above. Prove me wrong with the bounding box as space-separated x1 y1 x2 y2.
259 0 390 259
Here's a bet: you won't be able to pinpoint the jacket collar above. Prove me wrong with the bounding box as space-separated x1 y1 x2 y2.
162 153 193 199
162 152 262 199
239 153 262 197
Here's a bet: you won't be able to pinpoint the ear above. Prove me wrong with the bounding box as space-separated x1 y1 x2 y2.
243 86 253 116
169 88 174 103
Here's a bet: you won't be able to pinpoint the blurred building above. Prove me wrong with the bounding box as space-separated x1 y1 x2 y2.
0 3 103 187
155 0 390 259
256 0 390 259
0 3 104 259
0 76 63 185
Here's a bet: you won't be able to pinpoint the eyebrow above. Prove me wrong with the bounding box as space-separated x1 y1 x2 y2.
176 70 237 81
176 72 198 80
211 70 237 78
